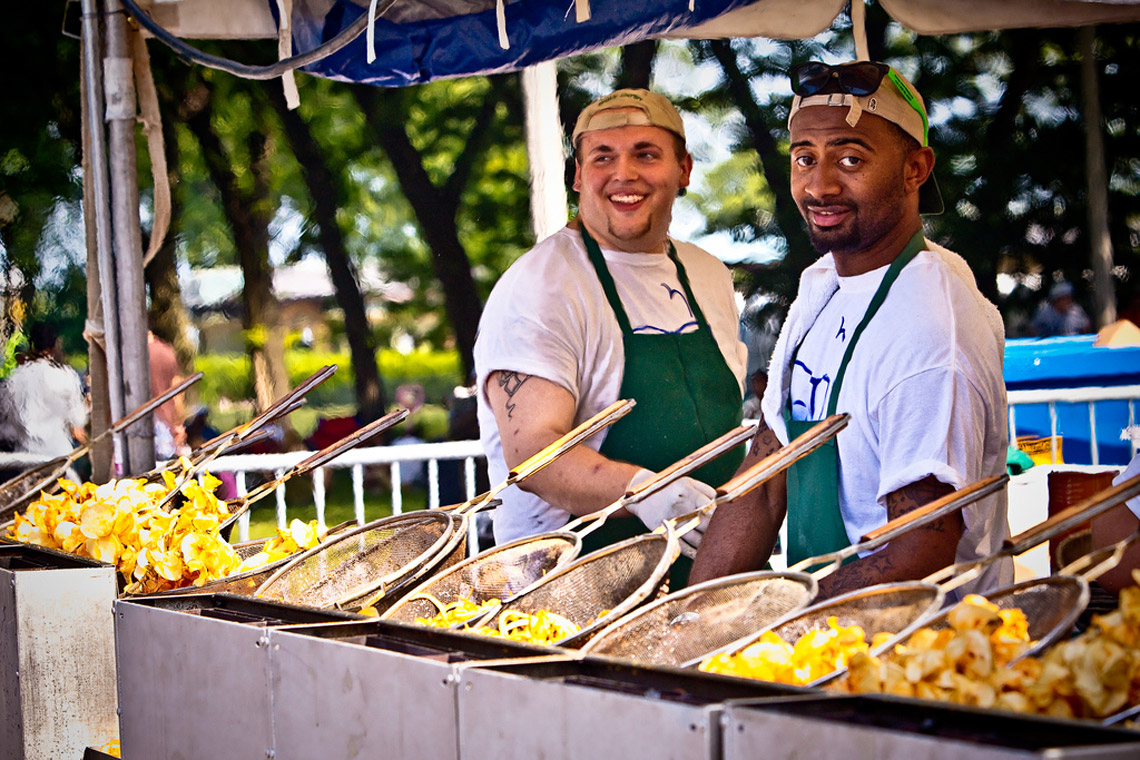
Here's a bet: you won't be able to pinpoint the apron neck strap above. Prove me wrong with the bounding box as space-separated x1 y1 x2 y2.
826 229 926 416
579 223 707 336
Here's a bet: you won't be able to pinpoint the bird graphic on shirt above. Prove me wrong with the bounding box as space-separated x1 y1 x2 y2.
632 282 698 334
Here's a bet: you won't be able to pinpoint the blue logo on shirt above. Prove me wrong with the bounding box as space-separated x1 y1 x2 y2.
792 360 831 420
632 283 698 334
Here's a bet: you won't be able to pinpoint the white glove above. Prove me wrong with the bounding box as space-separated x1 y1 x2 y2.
1113 454 1140 520
623 468 717 559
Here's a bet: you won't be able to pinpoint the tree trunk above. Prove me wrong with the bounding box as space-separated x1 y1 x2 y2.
181 82 296 446
268 88 388 421
709 41 816 295
617 41 657 90
1080 25 1117 328
352 86 496 380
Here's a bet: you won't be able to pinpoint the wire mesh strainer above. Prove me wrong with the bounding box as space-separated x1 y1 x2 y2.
690 473 1140 688
255 510 463 607
582 474 1009 668
580 569 818 666
686 581 946 687
265 400 637 613
380 421 757 625
470 414 851 647
380 533 581 623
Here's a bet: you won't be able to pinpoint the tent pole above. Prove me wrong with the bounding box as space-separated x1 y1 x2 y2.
105 0 156 474
82 0 127 477
1080 25 1117 329
521 61 568 242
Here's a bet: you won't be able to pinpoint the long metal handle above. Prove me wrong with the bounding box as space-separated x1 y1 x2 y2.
195 364 337 454
456 399 637 517
717 414 847 502
507 399 635 483
1004 471 1140 555
564 423 755 535
107 372 203 437
923 472 1140 593
241 408 408 505
1057 528 1140 581
790 474 1009 577
659 414 849 537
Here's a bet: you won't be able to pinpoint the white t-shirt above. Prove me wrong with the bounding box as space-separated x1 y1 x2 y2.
0 359 87 457
765 242 1013 594
475 226 747 544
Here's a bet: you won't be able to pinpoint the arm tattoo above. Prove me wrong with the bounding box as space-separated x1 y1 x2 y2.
496 372 530 419
887 477 956 535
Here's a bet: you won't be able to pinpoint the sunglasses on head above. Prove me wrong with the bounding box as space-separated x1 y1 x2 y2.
789 61 929 146
790 61 890 97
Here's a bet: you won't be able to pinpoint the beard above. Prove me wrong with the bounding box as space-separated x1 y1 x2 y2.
801 173 910 256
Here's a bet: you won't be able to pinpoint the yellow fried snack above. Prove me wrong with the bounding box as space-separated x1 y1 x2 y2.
409 592 580 645
412 593 503 628
700 616 893 685
836 585 1140 721
232 518 327 574
470 609 581 645
8 462 241 593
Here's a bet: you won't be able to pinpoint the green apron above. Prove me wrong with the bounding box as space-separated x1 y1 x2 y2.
577 226 744 589
784 231 926 565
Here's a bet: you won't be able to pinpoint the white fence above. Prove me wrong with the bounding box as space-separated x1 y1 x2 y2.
1007 384 1140 466
206 440 486 545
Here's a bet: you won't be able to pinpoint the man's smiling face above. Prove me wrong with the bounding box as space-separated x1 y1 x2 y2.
573 115 692 254
789 106 915 261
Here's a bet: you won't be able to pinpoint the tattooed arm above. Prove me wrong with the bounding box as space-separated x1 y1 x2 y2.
689 420 787 584
816 475 961 598
484 370 641 516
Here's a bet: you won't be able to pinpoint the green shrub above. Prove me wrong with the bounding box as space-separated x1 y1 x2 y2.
193 347 464 411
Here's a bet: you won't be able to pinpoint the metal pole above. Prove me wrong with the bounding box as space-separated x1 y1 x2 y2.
105 0 156 474
82 0 127 476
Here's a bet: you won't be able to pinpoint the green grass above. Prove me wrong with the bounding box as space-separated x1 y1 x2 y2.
238 469 430 541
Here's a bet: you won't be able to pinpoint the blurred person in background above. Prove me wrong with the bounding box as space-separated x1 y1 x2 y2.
148 329 189 460
0 322 88 460
1030 280 1091 338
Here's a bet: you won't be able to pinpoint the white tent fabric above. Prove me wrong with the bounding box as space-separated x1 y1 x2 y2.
678 0 1140 39
143 0 1140 42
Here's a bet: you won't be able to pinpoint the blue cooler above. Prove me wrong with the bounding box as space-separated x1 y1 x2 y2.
1005 335 1140 465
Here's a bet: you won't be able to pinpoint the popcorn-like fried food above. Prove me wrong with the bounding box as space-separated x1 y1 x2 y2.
232 519 327 574
8 462 241 593
833 584 1140 722
700 616 886 685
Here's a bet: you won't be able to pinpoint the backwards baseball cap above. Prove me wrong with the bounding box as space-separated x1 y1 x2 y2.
788 61 944 215
572 89 686 146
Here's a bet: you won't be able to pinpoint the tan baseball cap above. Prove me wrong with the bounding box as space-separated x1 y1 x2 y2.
572 89 686 145
788 62 943 215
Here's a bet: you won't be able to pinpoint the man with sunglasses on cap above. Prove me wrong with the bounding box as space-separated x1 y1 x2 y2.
691 61 1012 597
474 90 747 583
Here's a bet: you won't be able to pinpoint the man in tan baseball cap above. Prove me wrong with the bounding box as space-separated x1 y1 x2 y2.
693 62 1013 601
474 89 747 588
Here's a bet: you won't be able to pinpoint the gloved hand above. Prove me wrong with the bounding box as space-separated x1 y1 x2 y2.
623 468 717 559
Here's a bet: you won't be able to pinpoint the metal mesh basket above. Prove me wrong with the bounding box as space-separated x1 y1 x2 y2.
907 576 1090 660
690 581 945 685
475 532 675 647
581 570 818 667
255 511 460 609
382 532 582 624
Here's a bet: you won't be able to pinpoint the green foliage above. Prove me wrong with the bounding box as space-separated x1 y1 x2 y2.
193 348 463 409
